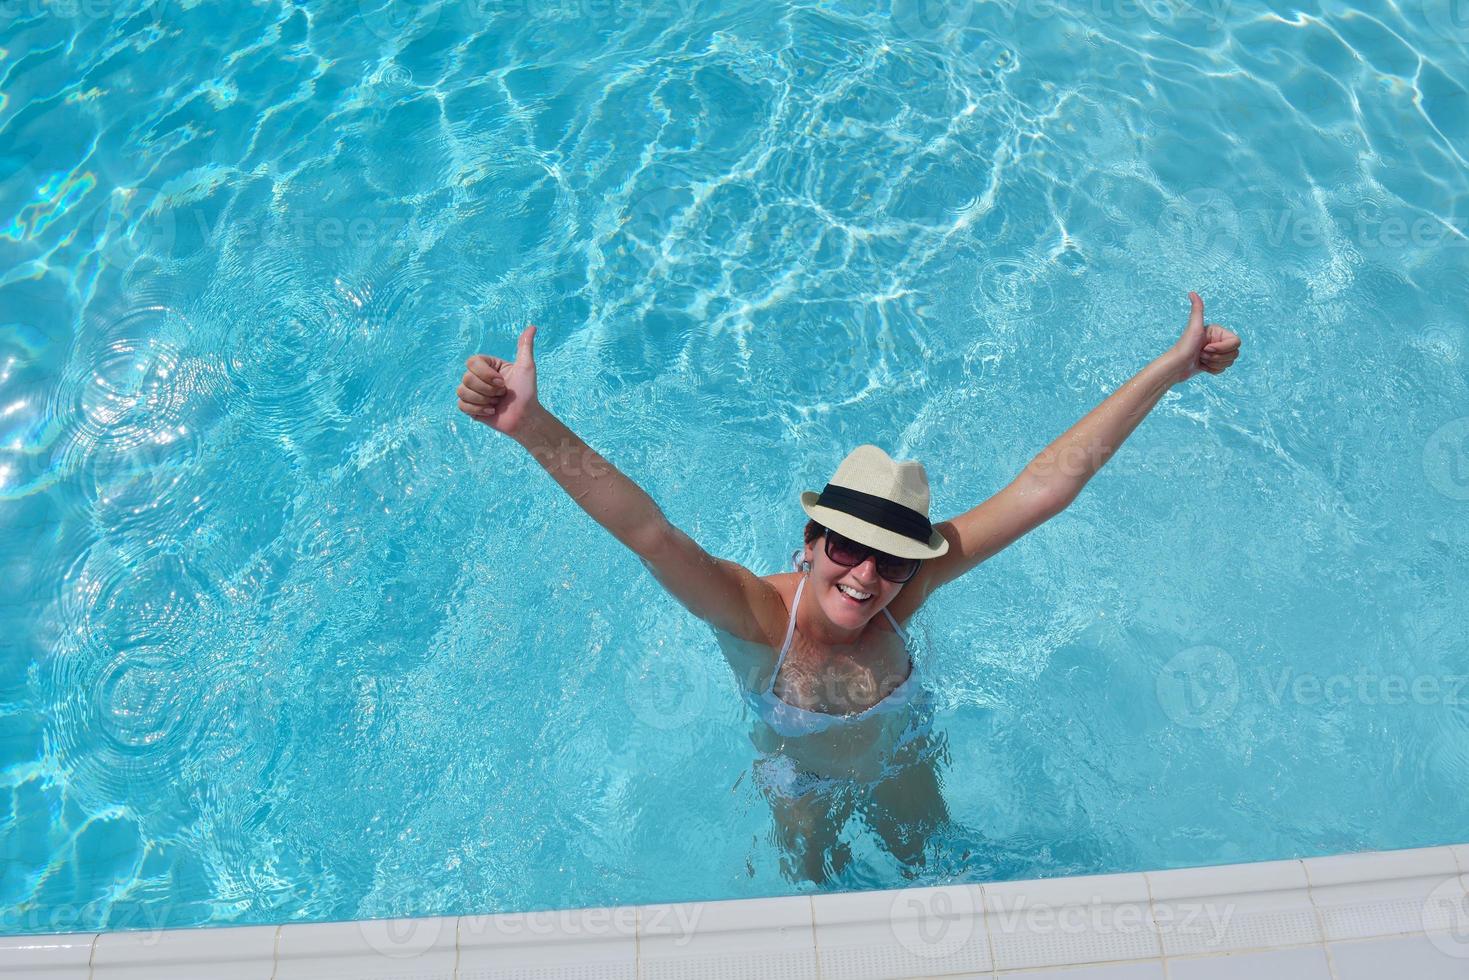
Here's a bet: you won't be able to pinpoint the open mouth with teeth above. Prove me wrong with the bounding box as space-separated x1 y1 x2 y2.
835 583 874 605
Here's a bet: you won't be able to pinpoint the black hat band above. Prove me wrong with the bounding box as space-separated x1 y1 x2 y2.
814 484 932 543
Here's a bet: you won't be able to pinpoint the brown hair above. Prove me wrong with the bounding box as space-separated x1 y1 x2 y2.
802 519 825 546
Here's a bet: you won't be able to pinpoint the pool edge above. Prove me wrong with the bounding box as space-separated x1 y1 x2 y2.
3 842 1466 978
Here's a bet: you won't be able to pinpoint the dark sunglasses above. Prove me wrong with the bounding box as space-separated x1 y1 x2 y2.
822 529 921 584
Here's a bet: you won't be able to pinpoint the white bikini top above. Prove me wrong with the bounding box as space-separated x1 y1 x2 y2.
745 566 921 738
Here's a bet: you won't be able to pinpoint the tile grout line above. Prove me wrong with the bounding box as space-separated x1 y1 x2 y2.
1300 857 1342 980
87 931 98 980
270 922 280 980
808 894 821 980
452 915 461 980
1142 869 1172 980
634 902 642 980
1333 931 1469 947
995 963 1157 977
1306 854 1393 980
976 883 997 977
1162 940 1337 961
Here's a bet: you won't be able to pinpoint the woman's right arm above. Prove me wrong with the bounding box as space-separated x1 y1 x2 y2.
511 408 785 647
457 325 782 646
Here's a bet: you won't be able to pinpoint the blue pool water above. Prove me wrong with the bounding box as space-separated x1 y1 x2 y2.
3 0 1468 937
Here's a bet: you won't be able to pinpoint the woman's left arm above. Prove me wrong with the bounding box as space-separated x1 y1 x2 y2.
912 291 1241 600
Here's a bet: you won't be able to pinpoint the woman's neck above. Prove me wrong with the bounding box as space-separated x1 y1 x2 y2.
795 572 877 650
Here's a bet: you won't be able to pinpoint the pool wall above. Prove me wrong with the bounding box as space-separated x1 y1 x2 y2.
5 842 1468 979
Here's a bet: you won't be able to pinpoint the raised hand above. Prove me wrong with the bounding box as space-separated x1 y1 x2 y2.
1166 292 1241 384
457 324 539 436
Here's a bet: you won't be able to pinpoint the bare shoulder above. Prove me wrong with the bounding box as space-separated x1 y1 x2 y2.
752 570 799 642
708 571 796 692
757 569 798 596
710 569 793 653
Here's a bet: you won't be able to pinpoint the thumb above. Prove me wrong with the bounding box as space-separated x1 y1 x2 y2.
1187 291 1205 334
517 323 537 367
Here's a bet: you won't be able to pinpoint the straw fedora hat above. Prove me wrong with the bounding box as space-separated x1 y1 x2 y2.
800 445 949 560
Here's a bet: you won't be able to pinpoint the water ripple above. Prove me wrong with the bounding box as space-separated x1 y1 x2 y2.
47 543 219 806
6 0 1469 938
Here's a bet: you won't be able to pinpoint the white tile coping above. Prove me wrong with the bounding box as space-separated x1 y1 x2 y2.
4 843 1468 979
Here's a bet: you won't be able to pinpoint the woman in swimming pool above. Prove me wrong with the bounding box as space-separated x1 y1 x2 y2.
456 291 1241 884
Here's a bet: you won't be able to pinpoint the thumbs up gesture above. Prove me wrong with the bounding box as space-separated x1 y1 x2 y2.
458 324 539 436
1166 292 1241 384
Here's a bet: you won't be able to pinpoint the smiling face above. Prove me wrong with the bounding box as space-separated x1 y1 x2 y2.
801 523 907 633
